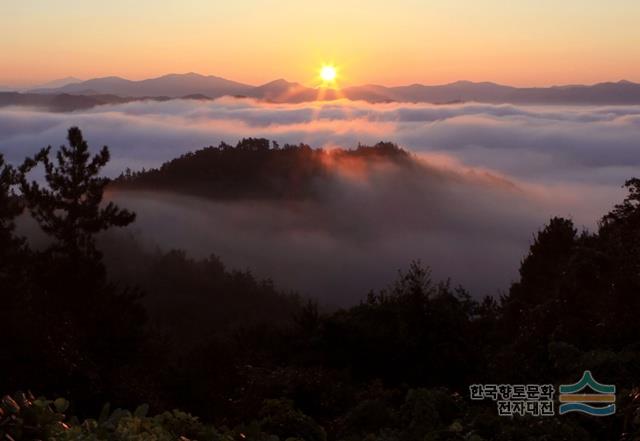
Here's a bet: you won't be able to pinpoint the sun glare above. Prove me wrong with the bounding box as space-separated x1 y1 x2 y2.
320 65 337 83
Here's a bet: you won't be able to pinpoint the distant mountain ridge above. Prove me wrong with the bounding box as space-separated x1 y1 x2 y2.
342 79 640 105
15 73 640 106
34 77 83 89
0 92 211 112
29 72 252 98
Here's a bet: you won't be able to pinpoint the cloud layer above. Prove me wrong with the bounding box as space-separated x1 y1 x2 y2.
3 98 640 303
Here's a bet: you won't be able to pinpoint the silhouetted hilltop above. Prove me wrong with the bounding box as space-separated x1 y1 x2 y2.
112 140 412 199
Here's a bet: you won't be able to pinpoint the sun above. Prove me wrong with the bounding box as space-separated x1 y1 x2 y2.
320 65 337 83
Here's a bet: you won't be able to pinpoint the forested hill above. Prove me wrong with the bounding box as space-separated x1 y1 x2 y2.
112 140 414 199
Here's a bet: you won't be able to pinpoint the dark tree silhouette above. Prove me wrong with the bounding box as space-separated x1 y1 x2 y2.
113 139 410 201
0 154 24 264
19 127 135 257
0 154 29 330
10 128 146 405
0 155 30 394
596 178 640 340
5 128 640 439
0 155 33 393
602 178 640 227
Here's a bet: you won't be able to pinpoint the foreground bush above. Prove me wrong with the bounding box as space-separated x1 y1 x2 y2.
0 392 328 441
1 390 616 441
0 392 225 441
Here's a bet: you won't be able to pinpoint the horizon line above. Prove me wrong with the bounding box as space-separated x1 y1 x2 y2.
2 72 639 91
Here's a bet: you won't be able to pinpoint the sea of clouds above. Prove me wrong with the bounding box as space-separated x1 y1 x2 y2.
2 98 639 304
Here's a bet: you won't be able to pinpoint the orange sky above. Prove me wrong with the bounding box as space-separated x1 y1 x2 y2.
2 0 640 87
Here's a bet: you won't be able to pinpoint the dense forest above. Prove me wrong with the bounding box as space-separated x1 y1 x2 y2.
2 129 640 440
112 139 414 200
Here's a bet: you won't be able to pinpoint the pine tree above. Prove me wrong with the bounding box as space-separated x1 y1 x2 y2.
19 127 135 258
0 154 23 252
0 154 27 304
16 128 145 398
0 155 32 394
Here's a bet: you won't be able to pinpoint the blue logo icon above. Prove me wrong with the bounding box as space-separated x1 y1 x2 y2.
558 370 615 416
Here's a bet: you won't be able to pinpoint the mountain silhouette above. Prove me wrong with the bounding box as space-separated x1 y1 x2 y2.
29 72 252 98
32 76 83 89
246 79 315 102
0 92 210 112
19 73 640 105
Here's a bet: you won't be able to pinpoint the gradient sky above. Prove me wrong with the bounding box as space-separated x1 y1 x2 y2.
2 0 639 87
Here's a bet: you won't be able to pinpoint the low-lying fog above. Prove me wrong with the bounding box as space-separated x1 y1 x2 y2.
3 98 639 304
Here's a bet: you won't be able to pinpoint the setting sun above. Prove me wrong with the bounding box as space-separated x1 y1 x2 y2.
320 65 337 83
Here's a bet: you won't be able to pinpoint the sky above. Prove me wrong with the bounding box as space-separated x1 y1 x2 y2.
2 0 640 87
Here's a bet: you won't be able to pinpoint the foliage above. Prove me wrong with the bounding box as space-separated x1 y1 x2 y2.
319 262 483 387
4 129 640 439
102 247 302 349
0 154 22 247
113 139 410 200
19 126 135 257
1 389 612 441
0 391 227 441
1 128 147 408
255 398 326 441
0 153 27 310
